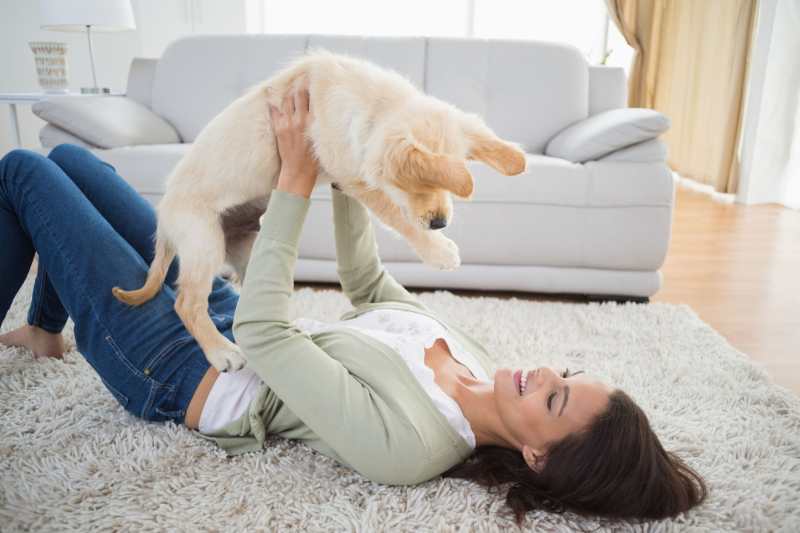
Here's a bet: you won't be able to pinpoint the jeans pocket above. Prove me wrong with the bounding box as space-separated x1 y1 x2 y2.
148 368 186 421
145 345 199 422
142 335 195 379
152 386 183 419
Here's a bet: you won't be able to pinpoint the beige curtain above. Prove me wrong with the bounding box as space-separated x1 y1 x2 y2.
606 0 756 193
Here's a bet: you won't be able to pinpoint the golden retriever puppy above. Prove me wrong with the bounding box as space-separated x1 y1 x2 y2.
112 50 526 372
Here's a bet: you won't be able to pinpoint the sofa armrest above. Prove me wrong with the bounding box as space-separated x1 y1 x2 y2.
545 108 670 163
32 95 181 149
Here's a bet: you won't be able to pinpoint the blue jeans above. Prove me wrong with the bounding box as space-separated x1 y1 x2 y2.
0 144 239 425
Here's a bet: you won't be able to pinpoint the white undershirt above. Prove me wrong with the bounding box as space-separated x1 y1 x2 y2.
198 309 489 448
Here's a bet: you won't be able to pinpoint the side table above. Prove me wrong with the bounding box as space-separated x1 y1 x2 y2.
0 93 56 148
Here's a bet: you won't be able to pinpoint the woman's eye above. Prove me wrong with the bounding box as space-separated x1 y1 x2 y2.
561 368 571 378
547 392 555 410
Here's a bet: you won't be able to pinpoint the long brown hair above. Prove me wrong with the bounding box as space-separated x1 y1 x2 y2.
442 389 707 525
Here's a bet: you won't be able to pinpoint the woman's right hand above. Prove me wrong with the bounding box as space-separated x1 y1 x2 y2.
271 85 319 199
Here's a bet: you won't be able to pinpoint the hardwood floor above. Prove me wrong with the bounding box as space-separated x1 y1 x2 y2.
298 185 800 395
653 186 800 395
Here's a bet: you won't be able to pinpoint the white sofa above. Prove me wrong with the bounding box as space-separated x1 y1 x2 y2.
34 34 675 300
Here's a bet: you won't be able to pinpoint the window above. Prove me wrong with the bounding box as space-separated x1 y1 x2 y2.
246 0 635 70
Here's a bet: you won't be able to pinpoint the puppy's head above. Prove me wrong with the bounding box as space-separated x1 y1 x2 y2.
375 102 526 231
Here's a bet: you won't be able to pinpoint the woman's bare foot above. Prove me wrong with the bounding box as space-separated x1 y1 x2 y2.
0 324 65 359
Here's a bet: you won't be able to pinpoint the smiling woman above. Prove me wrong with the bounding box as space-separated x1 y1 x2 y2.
443 372 707 524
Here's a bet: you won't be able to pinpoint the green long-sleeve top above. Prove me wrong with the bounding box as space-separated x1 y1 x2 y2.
194 187 495 485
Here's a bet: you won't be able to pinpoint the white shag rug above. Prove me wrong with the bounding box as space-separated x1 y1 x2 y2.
2 275 800 533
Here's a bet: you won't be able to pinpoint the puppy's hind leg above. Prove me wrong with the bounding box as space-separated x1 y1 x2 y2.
175 220 247 372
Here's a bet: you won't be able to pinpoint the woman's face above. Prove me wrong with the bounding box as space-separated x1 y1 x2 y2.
493 366 612 467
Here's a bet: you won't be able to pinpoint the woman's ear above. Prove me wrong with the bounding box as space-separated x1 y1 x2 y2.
522 444 547 473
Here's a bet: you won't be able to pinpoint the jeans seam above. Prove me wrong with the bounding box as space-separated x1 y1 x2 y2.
28 272 44 327
28 271 63 333
27 188 146 381
142 381 159 419
99 375 129 407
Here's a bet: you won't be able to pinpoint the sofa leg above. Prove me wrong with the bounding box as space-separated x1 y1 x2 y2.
585 294 650 304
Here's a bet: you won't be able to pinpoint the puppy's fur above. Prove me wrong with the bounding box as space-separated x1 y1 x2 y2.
112 50 526 372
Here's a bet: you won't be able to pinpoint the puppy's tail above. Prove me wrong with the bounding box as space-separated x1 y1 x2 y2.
112 236 175 306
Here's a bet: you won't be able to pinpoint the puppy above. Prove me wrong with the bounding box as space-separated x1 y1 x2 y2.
112 50 526 372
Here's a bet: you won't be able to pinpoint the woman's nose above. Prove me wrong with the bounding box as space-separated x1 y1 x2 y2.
538 366 560 384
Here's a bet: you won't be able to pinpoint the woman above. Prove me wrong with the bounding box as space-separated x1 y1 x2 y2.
0 88 706 525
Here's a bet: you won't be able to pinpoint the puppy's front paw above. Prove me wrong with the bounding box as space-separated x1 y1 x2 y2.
416 234 461 271
207 344 247 373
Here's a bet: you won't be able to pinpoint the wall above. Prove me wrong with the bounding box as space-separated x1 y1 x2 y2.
0 0 141 154
0 0 247 156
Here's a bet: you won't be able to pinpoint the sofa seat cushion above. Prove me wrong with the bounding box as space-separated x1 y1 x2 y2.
87 143 673 272
98 146 673 210
39 124 97 149
90 144 190 200
300 193 672 272
303 154 674 271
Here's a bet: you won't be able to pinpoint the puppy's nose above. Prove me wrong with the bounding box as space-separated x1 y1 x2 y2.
429 217 447 230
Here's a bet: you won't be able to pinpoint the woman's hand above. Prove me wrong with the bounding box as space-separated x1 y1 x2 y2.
270 85 319 198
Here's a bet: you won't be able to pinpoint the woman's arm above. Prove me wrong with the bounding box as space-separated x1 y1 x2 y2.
331 185 422 308
233 88 419 483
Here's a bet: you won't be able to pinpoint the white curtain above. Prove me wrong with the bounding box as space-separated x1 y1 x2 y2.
780 90 800 208
737 0 800 207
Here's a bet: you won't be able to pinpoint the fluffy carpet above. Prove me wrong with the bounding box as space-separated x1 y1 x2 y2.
1 275 799 532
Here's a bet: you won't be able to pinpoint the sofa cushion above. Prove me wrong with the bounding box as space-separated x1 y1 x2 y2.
39 124 97 149
93 144 673 212
151 35 591 151
85 143 673 273
301 172 673 271
425 38 589 154
152 35 309 143
32 96 180 149
545 108 670 162
90 144 190 198
599 138 668 162
306 35 426 89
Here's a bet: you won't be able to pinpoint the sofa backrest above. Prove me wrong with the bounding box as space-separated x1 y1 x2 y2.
150 34 618 152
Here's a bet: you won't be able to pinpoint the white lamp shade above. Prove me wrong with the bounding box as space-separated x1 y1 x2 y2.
40 0 136 32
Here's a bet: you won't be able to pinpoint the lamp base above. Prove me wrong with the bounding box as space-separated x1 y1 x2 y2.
80 87 111 95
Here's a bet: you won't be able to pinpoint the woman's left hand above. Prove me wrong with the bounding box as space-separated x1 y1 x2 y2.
271 85 319 198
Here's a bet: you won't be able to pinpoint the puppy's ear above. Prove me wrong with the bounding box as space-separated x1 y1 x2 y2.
400 145 474 199
463 122 527 176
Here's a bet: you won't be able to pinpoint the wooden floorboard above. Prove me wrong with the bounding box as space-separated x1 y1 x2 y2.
298 185 800 396
653 187 800 395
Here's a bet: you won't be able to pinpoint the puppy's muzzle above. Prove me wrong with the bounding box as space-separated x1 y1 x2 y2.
429 217 448 230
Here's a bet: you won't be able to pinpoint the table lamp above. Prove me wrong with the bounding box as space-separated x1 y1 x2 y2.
39 0 136 94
